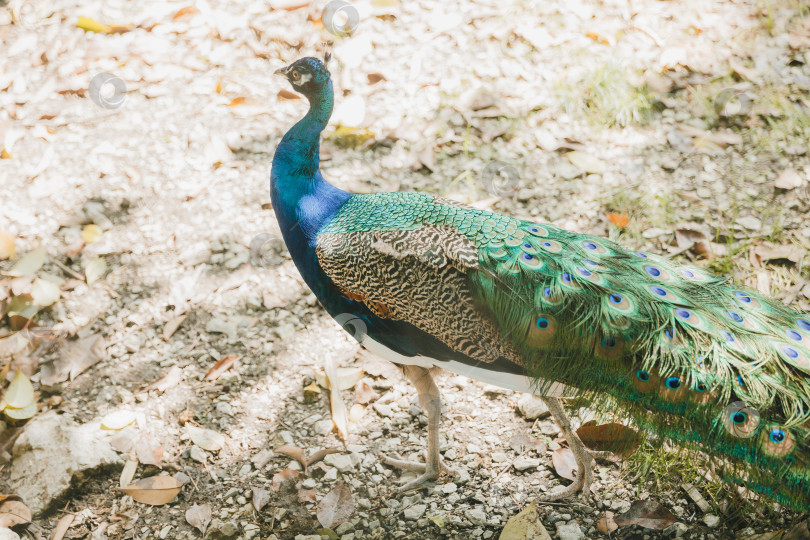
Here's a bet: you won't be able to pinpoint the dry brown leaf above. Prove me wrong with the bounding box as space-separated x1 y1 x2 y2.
185 503 211 534
162 313 188 341
315 367 363 391
81 225 102 244
614 500 676 529
173 6 200 20
252 487 270 512
186 425 225 452
76 16 111 33
316 482 354 529
674 226 714 259
325 357 349 440
119 476 182 505
138 366 183 394
298 488 317 503
203 354 238 381
100 410 136 430
367 73 386 84
120 456 138 488
596 511 619 534
40 334 106 386
354 379 377 404
4 246 45 277
751 243 803 266
576 422 641 458
84 257 106 285
134 432 164 466
275 445 307 470
499 499 551 540
551 447 577 481
566 151 605 174
606 213 630 228
272 469 300 491
0 499 32 527
508 431 546 454
307 447 340 467
278 89 301 101
4 369 34 409
51 513 75 540
0 233 15 260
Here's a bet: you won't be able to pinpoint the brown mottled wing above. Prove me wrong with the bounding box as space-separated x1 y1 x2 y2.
315 224 518 364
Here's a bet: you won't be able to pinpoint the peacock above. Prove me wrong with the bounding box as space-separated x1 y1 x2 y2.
270 56 810 509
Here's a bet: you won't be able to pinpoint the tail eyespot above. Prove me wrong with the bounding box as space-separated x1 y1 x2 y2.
762 426 794 456
722 401 760 438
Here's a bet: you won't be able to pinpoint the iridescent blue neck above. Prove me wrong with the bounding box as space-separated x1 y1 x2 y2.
270 78 351 287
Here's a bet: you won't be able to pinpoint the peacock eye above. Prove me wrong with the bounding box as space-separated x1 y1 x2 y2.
291 70 301 81
769 428 786 444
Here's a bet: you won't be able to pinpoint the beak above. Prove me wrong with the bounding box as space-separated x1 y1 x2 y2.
274 66 288 77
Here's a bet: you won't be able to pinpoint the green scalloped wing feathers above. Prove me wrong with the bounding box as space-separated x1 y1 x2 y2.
317 192 810 510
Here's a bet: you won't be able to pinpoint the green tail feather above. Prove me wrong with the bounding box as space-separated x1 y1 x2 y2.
319 191 810 511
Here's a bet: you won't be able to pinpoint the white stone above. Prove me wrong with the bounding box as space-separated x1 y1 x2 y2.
491 452 508 463
466 508 487 525
774 168 805 190
323 453 354 472
513 456 541 471
737 216 762 231
703 514 720 528
313 420 334 435
516 395 550 420
0 528 21 540
9 412 121 514
403 504 427 520
555 522 585 540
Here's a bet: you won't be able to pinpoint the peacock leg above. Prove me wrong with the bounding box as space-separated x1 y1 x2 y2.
381 365 455 492
539 396 593 501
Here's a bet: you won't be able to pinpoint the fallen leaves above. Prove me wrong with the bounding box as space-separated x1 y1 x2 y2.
500 499 551 540
596 510 619 534
0 233 15 260
100 410 136 431
4 246 45 278
324 357 349 440
606 213 630 228
137 366 183 394
40 334 105 386
750 242 804 267
252 487 271 512
1 369 37 421
272 469 300 492
576 422 641 458
274 445 340 473
185 503 211 534
551 447 578 482
83 257 106 285
0 496 31 528
203 354 238 381
186 425 225 452
316 482 354 529
119 476 183 505
614 499 677 529
565 151 605 174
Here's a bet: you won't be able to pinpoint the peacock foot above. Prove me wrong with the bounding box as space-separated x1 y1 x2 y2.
381 453 458 492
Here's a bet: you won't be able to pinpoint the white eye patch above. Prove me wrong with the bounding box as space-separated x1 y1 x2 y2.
295 72 313 85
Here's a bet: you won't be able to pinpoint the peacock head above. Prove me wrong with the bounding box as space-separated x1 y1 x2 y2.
275 57 331 100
